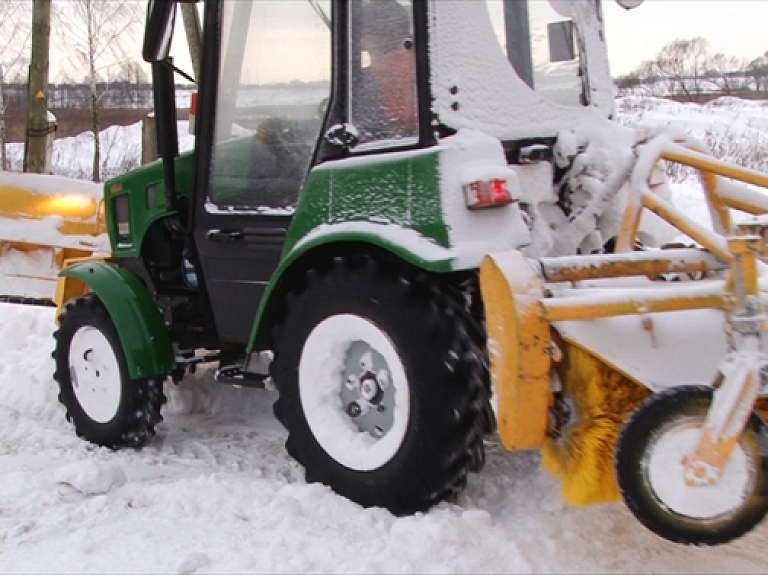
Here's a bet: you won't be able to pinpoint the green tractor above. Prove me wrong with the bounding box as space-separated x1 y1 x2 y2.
53 0 643 516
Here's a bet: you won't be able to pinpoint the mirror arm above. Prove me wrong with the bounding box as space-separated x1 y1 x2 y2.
151 61 180 215
165 59 197 85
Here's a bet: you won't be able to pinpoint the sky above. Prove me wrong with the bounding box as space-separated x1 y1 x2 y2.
602 0 768 75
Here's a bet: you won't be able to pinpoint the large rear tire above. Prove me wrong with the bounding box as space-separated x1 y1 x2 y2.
54 294 166 448
615 385 768 545
271 257 492 515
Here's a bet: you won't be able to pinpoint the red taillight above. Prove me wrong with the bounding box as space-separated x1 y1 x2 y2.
464 178 514 210
188 92 198 135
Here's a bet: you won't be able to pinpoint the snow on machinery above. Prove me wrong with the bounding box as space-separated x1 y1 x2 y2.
482 132 768 545
46 0 768 546
0 172 107 304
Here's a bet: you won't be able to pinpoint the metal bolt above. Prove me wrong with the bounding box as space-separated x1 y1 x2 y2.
346 402 362 418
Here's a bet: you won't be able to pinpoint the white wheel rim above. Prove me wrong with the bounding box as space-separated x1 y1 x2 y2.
299 314 410 472
646 419 755 520
69 326 123 424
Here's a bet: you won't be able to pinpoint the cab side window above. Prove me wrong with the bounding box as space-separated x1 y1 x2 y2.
350 0 418 147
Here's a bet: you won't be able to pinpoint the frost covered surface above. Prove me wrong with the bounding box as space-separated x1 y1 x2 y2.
647 423 753 520
298 314 410 472
555 306 729 391
0 214 108 251
293 220 454 264
440 130 530 267
430 1 616 140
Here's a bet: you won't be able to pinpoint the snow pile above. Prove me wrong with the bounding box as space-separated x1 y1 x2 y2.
54 461 128 496
617 96 768 175
0 170 102 201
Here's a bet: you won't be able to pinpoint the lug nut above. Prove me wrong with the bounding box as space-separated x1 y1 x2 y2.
346 402 362 418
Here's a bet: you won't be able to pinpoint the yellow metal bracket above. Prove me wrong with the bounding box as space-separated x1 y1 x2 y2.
480 132 768 457
479 251 551 450
684 236 766 484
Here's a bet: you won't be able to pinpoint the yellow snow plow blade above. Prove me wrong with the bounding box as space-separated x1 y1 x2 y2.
0 174 107 303
479 250 551 452
480 134 768 507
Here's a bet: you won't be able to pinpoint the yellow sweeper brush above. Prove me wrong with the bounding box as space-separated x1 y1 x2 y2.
480 133 768 545
0 172 108 303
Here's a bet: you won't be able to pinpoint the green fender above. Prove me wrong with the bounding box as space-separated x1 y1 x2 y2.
246 222 457 351
59 261 175 380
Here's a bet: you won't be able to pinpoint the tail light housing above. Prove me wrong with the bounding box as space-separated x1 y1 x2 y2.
464 178 515 210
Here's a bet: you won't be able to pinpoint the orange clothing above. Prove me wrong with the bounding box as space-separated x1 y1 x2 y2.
369 49 418 133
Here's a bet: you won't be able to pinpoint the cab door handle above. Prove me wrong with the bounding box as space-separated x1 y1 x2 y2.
206 229 242 242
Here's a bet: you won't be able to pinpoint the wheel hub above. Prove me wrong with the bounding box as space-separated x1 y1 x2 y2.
646 419 754 520
341 344 395 439
69 326 122 424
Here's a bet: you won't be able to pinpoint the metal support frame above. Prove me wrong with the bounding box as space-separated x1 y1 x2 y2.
480 133 768 458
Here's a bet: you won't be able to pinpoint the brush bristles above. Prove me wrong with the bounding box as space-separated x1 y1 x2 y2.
541 342 650 506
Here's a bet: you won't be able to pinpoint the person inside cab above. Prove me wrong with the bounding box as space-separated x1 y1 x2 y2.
353 0 417 143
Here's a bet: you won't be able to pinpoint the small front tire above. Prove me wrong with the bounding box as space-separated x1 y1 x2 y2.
616 385 768 545
54 294 166 448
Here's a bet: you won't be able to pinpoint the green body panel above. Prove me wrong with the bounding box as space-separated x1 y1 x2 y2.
284 147 447 255
247 147 452 350
60 261 175 380
104 152 194 258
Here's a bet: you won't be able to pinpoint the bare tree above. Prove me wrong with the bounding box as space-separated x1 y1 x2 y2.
747 51 768 93
112 60 150 106
705 53 750 95
625 37 754 102
652 37 710 102
53 0 143 182
0 1 32 170
620 59 667 98
627 38 709 101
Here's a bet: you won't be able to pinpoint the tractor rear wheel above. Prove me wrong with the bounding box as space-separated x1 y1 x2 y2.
54 293 166 448
271 257 492 515
615 385 768 545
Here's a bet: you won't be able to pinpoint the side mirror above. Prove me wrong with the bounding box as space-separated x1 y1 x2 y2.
615 0 645 9
142 0 177 63
548 20 575 63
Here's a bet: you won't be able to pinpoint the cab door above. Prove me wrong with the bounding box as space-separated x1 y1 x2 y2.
193 0 332 345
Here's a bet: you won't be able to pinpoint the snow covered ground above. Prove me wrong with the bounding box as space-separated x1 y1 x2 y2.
2 97 768 572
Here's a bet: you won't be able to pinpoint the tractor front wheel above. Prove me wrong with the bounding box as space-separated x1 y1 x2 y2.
271 258 492 515
54 294 166 448
615 385 768 545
